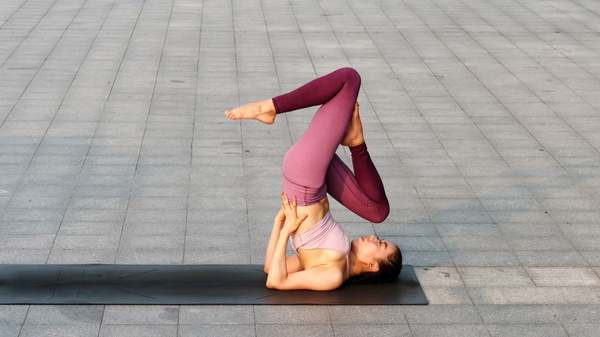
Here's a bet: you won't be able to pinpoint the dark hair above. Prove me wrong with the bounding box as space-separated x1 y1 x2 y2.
346 244 402 284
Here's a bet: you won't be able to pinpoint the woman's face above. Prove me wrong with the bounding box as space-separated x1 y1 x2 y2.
351 235 396 263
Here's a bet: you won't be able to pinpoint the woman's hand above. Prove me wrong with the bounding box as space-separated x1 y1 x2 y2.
281 192 308 234
273 206 285 228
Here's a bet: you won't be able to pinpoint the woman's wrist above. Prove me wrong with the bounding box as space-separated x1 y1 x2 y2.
281 225 295 236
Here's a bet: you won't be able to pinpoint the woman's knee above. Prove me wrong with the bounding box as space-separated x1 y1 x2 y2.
370 202 390 224
336 67 361 85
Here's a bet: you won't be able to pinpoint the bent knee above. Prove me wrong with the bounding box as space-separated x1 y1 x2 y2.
336 67 361 85
369 203 390 224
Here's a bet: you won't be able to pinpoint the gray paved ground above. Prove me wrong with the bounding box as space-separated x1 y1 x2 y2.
1 0 600 335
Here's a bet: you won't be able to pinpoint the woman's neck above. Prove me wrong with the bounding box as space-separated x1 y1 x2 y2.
347 250 366 278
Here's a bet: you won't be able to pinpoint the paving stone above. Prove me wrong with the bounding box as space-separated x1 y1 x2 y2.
178 325 255 337
0 306 28 325
333 324 411 337
329 306 407 325
102 306 178 325
179 306 254 325
486 323 567 337
404 305 483 324
477 305 557 324
254 306 330 325
25 306 104 325
98 324 176 337
19 324 101 337
410 324 491 337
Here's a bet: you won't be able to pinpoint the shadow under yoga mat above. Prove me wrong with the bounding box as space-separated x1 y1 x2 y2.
0 264 428 305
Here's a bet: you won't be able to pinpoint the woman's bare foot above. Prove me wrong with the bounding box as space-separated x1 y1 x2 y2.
341 102 365 147
224 99 276 124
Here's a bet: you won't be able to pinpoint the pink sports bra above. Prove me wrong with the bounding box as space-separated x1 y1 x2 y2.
290 211 351 280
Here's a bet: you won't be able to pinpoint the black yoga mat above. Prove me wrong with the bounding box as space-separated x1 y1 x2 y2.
0 264 427 305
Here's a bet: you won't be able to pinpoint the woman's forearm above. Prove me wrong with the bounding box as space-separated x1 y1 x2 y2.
266 193 307 288
266 227 293 288
264 218 284 273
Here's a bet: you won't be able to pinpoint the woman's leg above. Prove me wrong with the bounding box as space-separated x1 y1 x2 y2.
326 146 389 223
225 67 388 221
325 103 389 222
276 68 362 206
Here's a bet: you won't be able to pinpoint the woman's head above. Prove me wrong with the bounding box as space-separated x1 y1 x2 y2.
348 235 402 284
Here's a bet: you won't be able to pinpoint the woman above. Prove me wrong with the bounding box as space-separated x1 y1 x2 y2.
225 68 402 291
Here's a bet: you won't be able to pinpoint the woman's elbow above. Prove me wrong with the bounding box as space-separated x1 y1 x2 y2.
265 279 280 290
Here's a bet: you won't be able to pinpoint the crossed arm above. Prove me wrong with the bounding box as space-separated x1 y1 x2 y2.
263 194 345 291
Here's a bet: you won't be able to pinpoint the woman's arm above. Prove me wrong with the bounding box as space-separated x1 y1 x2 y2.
264 206 304 274
266 223 344 290
265 194 344 291
264 208 284 273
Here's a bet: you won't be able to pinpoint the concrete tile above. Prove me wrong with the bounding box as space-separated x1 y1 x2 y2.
0 306 28 325
410 324 491 337
581 251 600 266
468 287 600 305
0 221 60 235
415 267 465 287
450 250 521 267
183 250 252 264
62 208 126 223
102 306 178 325
562 324 600 337
20 324 100 337
0 325 21 337
497 223 564 237
404 305 483 324
179 306 254 325
504 236 575 251
526 267 600 287
329 306 407 325
255 325 333 337
47 249 116 264
333 324 411 337
98 324 177 337
25 306 104 325
0 235 55 250
458 267 535 287
375 222 438 237
515 250 589 267
0 249 49 263
477 305 557 324
115 248 183 264
53 234 119 250
486 324 567 337
550 304 600 324
254 306 330 325
435 223 501 237
443 236 511 251
58 221 122 235
424 284 475 304
178 325 255 337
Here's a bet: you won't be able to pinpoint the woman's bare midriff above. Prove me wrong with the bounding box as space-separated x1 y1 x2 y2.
294 196 330 232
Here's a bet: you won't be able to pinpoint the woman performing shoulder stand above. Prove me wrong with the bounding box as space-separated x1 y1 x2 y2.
225 68 402 291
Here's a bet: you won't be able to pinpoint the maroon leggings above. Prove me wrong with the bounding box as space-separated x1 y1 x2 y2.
273 68 389 223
